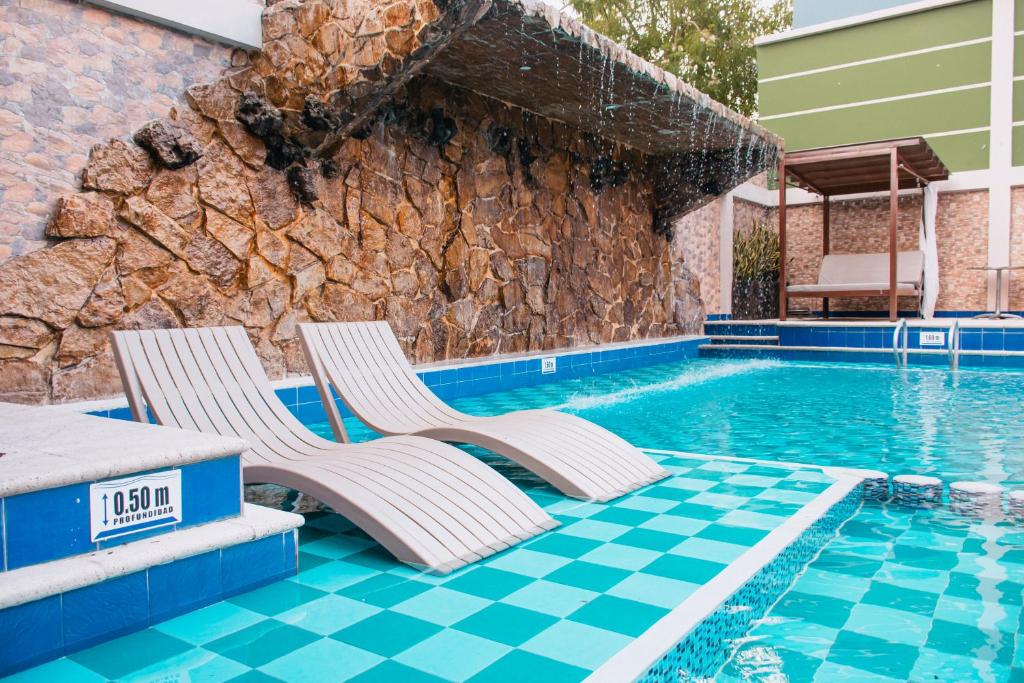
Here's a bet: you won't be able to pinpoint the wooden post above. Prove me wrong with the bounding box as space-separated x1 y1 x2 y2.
822 196 830 319
888 149 899 322
779 157 787 321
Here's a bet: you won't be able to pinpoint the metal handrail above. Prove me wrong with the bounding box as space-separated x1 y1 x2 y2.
949 319 961 371
892 319 907 367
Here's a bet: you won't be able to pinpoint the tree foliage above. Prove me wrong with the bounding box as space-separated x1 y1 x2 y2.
569 0 792 116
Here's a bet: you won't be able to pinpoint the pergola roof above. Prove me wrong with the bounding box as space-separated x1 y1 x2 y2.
782 138 949 196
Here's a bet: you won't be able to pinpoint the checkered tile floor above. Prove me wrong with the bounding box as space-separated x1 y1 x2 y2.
719 501 1024 682
11 455 836 683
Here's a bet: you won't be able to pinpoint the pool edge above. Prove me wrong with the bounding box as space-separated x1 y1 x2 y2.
586 458 864 682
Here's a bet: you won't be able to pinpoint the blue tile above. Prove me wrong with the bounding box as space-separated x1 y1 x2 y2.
422 371 441 388
960 330 982 350
63 572 149 652
1004 331 1024 351
180 457 241 527
295 385 320 404
149 550 223 624
274 386 298 410
222 533 293 597
0 596 63 677
439 369 458 385
107 406 135 422
982 330 1005 351
296 401 327 425
5 483 92 570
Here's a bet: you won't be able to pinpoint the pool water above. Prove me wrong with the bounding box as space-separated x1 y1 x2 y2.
364 358 1024 681
14 357 1024 681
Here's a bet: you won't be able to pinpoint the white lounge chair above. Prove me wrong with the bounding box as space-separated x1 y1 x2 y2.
111 327 556 575
298 321 669 502
786 251 925 315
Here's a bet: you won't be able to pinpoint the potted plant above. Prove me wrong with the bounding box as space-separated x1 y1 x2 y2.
733 222 780 320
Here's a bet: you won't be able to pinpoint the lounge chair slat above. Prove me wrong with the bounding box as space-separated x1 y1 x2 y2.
299 321 669 502
111 326 555 574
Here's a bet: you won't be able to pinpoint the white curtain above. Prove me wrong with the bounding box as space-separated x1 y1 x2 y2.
918 184 940 319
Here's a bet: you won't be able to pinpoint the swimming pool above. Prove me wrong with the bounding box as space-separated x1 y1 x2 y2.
17 357 1024 681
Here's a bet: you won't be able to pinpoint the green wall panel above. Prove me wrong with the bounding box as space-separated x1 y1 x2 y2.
926 131 991 171
765 88 991 166
1014 126 1024 166
758 0 992 79
1015 34 1024 76
760 42 991 115
1017 0 1024 30
1015 81 1024 121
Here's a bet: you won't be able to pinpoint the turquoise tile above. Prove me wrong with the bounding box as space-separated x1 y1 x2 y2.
337 574 432 607
641 555 726 584
276 593 382 636
391 586 491 626
724 473 783 488
568 594 668 636
524 534 603 559
872 562 947 592
546 561 630 592
660 478 717 492
637 486 698 503
669 536 748 562
812 551 883 579
590 507 657 526
617 494 686 513
259 638 383 682
811 660 905 683
225 671 284 683
933 594 1021 633
718 508 786 530
773 592 855 629
910 647 1013 683
331 611 442 657
793 569 871 602
639 514 710 536
485 548 572 578
925 619 1016 661
349 660 449 683
843 603 932 647
520 619 631 670
540 499 604 518
861 581 939 617
606 573 700 608
4 659 105 683
68 629 192 680
559 518 631 542
293 561 380 592
696 523 768 546
228 581 326 617
205 620 319 668
454 603 558 646
395 628 511 680
300 534 376 560
120 647 249 683
578 542 662 571
666 502 726 521
827 631 919 680
155 602 266 646
613 528 687 552
467 649 589 683
749 619 839 659
444 567 535 600
501 580 600 617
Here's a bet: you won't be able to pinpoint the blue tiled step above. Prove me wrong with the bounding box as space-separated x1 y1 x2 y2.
707 335 779 346
0 504 302 677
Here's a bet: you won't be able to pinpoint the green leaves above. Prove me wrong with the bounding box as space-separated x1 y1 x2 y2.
570 0 792 116
733 221 779 281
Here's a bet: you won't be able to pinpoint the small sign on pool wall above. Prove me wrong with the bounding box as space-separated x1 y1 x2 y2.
921 331 946 347
541 357 557 374
89 470 183 542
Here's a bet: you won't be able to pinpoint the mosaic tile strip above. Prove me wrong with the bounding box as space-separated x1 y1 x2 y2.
637 484 862 682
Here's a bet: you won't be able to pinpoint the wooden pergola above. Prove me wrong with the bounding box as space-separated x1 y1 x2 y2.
778 138 949 322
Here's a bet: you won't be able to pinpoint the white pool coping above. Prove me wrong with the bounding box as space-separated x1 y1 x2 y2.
586 451 865 683
51 334 709 415
0 402 249 498
0 504 303 611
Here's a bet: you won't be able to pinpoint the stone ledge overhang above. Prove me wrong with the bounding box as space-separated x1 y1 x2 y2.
315 0 781 167
423 0 782 158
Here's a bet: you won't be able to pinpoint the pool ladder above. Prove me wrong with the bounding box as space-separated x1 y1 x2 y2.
893 319 961 370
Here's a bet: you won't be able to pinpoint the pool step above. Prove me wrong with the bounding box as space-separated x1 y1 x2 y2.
707 335 779 346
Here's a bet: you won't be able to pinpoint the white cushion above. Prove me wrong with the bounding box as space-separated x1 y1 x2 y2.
817 251 924 288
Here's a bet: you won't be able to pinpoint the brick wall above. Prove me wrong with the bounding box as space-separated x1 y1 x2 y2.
754 191 990 314
0 0 239 261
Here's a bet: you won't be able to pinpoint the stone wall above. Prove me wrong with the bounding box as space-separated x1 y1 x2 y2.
1011 187 1024 311
0 0 699 404
0 0 241 261
753 191 990 314
670 199 721 323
